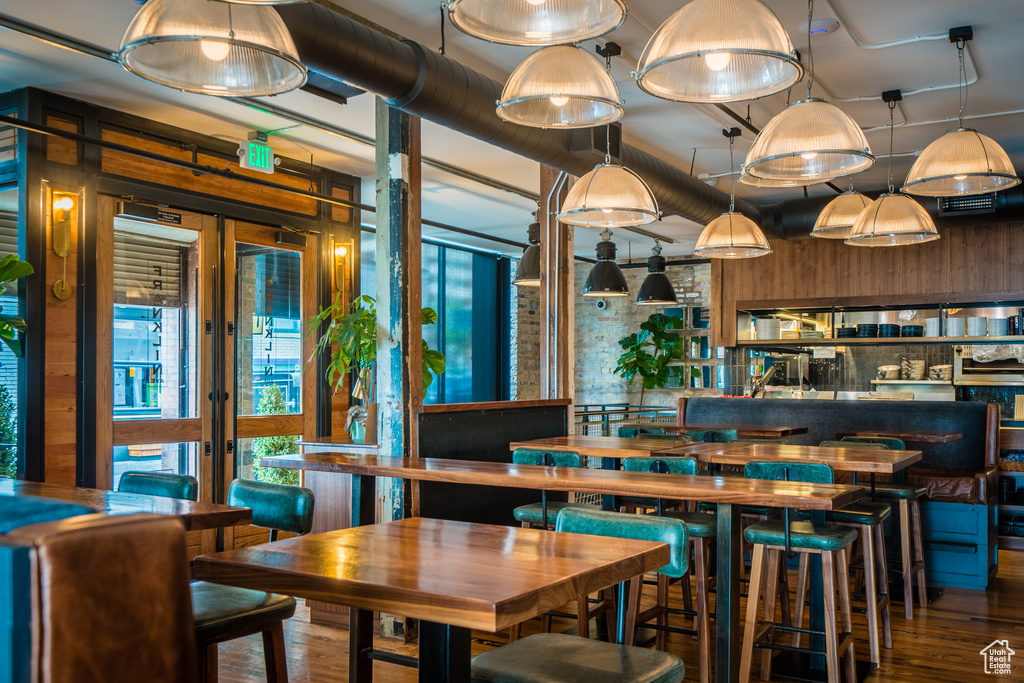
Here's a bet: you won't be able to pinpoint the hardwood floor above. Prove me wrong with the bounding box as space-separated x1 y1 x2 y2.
216 550 1024 682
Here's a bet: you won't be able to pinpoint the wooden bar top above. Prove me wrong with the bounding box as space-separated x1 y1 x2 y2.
625 422 810 437
194 517 669 633
670 443 923 474
261 453 863 510
0 480 252 531
509 435 692 459
295 437 379 455
834 429 962 444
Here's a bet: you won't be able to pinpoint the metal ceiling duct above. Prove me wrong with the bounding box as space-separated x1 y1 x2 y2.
274 3 758 226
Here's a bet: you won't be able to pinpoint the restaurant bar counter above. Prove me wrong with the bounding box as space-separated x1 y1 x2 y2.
677 397 999 588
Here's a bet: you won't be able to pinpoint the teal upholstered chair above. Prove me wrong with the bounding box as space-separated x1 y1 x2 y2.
624 456 714 683
511 448 591 529
835 437 927 620
118 471 199 501
818 440 887 450
472 509 686 683
740 462 859 683
732 437 789 444
618 426 666 438
685 429 738 443
196 478 314 683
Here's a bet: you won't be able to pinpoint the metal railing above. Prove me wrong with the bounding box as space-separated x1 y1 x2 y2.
574 404 677 437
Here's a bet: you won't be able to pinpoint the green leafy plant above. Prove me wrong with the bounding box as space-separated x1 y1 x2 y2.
614 313 686 406
0 254 33 357
0 385 16 478
306 294 445 394
252 384 299 485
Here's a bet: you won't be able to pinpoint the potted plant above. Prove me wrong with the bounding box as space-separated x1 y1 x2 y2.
307 294 445 442
613 312 686 407
0 254 34 477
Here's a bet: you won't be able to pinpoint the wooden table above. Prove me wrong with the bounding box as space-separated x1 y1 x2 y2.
0 480 252 531
296 437 380 454
625 421 810 438
194 517 670 683
834 429 962 444
675 442 923 474
262 453 862 683
509 435 690 460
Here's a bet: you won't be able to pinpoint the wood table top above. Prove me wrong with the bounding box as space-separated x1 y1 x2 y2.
834 429 963 444
670 443 923 474
193 517 669 632
0 480 252 531
295 437 379 454
509 435 691 459
625 422 810 437
261 453 863 510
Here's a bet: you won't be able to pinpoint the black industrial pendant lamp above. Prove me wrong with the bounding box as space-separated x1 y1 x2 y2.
636 240 677 306
583 228 628 297
513 221 541 287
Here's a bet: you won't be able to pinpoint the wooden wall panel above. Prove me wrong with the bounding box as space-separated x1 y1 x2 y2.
44 116 78 166
100 129 319 216
331 186 352 224
715 220 1024 346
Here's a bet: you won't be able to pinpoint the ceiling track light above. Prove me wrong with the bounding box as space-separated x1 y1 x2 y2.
635 0 803 103
119 0 306 97
636 240 678 306
903 30 1020 197
583 228 629 297
446 0 627 46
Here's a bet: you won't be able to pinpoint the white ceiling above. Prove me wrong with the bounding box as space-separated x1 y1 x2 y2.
1 0 1023 259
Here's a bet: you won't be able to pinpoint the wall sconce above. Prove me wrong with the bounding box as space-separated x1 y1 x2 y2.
51 192 76 300
333 241 350 293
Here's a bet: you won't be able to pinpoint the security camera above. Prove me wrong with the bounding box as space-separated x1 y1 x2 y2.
595 299 607 310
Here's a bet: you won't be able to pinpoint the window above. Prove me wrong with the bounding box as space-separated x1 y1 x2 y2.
0 185 19 478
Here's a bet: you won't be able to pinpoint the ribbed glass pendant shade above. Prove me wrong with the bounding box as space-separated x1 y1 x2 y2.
636 247 677 305
636 0 803 103
447 0 627 46
902 128 1021 197
845 194 939 247
738 172 828 188
810 190 872 239
693 212 772 258
497 46 623 129
217 0 305 4
119 0 306 96
743 99 874 184
559 164 660 227
583 229 629 297
513 222 541 287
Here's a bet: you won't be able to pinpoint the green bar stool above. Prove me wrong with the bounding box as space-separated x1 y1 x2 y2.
118 471 199 501
618 426 666 437
471 509 688 683
836 438 928 620
740 462 858 683
685 429 739 443
511 449 591 529
194 478 314 683
624 456 714 683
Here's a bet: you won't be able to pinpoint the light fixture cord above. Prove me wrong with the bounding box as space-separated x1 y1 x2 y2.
728 134 736 213
887 99 896 194
957 39 967 128
227 3 235 40
805 0 815 99
605 124 611 165
439 5 446 55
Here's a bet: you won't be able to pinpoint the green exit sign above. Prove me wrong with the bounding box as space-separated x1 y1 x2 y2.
238 140 276 174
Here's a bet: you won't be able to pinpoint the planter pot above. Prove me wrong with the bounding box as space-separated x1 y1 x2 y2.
348 420 365 444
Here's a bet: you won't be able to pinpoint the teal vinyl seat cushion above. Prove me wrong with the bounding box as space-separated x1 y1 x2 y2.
743 520 858 552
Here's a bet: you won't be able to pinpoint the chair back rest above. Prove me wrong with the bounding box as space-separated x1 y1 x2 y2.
743 460 834 484
818 440 887 450
685 429 738 443
623 456 698 476
555 507 689 578
6 514 198 683
227 478 314 536
118 472 198 501
839 436 905 450
0 496 95 534
512 448 582 468
617 426 667 438
732 437 789 444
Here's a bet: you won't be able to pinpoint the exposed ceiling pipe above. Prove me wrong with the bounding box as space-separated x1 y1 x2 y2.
275 3 760 227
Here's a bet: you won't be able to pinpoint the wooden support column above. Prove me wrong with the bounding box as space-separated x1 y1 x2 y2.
374 98 422 521
538 166 574 408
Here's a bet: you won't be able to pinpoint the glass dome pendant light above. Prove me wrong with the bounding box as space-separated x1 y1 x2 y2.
741 0 874 185
636 240 678 306
497 45 624 129
846 100 939 247
902 38 1020 197
810 184 872 239
582 228 629 297
694 132 772 259
635 0 804 103
119 0 306 97
446 0 627 47
558 127 661 228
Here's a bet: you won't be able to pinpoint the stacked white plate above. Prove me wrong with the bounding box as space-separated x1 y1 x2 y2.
755 318 780 340
967 317 988 337
945 317 965 337
925 317 941 337
989 318 1010 337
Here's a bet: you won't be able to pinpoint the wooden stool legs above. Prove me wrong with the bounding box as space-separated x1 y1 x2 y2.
861 522 893 663
899 498 928 620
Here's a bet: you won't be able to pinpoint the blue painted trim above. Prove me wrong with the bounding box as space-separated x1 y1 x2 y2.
0 541 31 683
